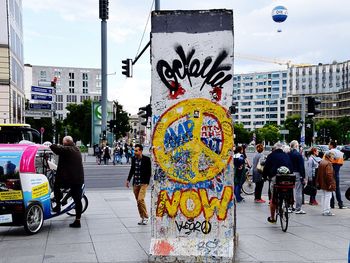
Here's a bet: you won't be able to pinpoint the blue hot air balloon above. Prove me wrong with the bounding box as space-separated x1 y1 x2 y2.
272 6 288 23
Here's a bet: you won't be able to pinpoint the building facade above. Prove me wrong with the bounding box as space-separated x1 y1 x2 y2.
0 0 25 124
233 70 288 130
287 60 350 119
24 64 101 120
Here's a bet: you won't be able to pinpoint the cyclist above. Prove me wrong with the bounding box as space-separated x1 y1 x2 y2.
263 142 293 223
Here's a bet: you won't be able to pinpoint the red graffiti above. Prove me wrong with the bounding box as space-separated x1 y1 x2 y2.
153 240 174 256
209 86 222 101
168 81 186 99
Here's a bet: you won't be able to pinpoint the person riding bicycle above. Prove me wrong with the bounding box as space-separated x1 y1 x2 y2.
50 135 85 228
263 142 293 223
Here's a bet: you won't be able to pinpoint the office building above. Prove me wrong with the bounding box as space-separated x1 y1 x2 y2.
0 0 25 124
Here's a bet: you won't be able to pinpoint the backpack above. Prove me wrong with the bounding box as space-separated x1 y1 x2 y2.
256 155 266 174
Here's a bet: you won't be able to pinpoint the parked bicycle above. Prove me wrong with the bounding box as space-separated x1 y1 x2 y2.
241 169 255 195
273 173 296 232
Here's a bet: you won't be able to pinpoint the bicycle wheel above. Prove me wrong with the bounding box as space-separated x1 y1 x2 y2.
279 196 289 232
67 194 89 216
242 173 255 195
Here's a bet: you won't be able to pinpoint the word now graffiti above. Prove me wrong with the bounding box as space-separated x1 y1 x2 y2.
175 220 212 235
156 45 232 93
156 186 233 220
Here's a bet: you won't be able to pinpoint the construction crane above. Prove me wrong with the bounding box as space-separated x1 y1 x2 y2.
235 53 312 68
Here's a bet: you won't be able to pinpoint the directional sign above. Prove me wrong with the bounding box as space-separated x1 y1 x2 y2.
29 103 52 110
38 80 53 87
25 110 52 118
280 129 289 135
31 94 52 101
31 86 53 94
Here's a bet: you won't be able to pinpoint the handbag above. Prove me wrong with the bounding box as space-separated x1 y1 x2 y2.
303 184 317 196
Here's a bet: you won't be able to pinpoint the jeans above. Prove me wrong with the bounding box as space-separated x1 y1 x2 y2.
330 164 343 207
294 172 304 211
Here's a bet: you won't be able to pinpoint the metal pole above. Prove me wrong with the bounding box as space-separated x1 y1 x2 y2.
155 0 160 11
101 19 108 138
300 95 306 148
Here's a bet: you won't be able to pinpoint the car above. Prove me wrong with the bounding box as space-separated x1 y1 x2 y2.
341 145 350 160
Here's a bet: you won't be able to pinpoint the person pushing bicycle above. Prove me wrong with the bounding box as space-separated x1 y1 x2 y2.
263 143 293 223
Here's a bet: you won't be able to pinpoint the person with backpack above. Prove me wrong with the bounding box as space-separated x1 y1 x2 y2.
103 143 111 165
252 144 266 203
306 147 321 205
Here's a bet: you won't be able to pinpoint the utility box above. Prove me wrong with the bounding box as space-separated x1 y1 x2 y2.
149 9 235 262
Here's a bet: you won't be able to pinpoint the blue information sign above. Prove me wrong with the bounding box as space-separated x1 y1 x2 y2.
29 103 51 110
31 86 53 94
31 94 53 101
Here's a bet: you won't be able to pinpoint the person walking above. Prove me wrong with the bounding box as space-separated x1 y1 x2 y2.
288 140 306 215
306 147 321 205
103 143 111 165
328 141 347 209
50 136 84 228
126 144 152 225
263 142 293 223
233 146 246 203
252 144 266 203
316 151 336 216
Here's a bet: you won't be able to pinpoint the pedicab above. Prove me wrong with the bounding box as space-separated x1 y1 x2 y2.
0 143 88 234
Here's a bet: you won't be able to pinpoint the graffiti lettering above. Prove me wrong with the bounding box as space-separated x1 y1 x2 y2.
164 119 194 149
156 45 232 93
197 239 219 256
175 220 212 235
156 186 233 220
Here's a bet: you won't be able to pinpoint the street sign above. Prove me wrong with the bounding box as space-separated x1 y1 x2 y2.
31 86 53 94
25 110 51 118
29 103 51 110
31 94 53 101
38 80 53 87
280 130 289 135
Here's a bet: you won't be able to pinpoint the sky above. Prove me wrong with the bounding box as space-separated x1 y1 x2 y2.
23 0 350 115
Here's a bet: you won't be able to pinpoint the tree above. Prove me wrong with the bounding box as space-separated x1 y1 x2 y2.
282 114 301 143
64 100 92 145
337 116 350 144
257 124 280 145
234 123 250 144
112 102 131 141
316 119 338 144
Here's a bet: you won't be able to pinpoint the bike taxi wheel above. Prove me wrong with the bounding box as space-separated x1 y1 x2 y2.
24 203 44 235
279 198 289 232
66 194 89 216
242 174 255 195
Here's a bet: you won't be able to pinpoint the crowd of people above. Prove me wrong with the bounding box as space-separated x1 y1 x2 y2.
234 140 348 224
93 142 135 165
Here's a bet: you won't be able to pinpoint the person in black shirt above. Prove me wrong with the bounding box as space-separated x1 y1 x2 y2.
126 144 151 225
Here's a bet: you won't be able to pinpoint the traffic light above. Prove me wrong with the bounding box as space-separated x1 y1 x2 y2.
307 97 321 117
99 0 109 20
138 104 152 126
121 59 133 78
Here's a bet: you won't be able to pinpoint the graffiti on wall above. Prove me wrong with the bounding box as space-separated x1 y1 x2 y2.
156 45 232 100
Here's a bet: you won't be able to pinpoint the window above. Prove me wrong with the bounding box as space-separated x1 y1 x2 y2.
83 88 88 94
67 95 77 103
69 72 75 79
56 95 63 102
272 80 280 85
272 73 280 78
82 73 88 80
69 80 74 87
40 70 47 80
83 81 88 88
57 103 63 110
69 88 75 93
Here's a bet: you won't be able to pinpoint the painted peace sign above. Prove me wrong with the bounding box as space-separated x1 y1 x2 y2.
152 98 233 184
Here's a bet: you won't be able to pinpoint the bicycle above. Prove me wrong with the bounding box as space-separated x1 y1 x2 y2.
241 169 255 195
273 173 296 232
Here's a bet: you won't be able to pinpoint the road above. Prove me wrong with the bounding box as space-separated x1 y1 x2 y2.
84 157 350 193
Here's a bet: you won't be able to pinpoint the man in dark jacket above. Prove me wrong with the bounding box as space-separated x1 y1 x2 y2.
288 140 306 214
263 143 293 223
126 144 151 225
50 136 84 228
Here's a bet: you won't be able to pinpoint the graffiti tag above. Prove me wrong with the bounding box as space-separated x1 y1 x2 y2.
175 220 212 235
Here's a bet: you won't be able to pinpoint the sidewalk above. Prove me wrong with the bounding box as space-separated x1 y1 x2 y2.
0 189 349 263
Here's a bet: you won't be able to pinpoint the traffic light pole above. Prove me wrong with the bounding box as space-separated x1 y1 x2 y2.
101 15 108 141
300 95 306 148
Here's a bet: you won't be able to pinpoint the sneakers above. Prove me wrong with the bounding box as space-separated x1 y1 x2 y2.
267 217 276 224
338 205 347 209
295 209 306 214
255 199 266 203
287 208 294 213
69 220 81 228
322 211 335 216
137 218 149 225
